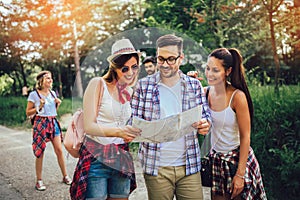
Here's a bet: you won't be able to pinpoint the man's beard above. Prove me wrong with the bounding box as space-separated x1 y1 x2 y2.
147 70 155 75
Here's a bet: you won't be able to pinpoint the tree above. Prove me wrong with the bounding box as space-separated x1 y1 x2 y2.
0 0 145 97
141 0 300 86
141 0 266 76
262 0 284 94
0 0 34 95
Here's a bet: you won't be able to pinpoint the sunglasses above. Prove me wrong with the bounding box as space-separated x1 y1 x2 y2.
121 64 139 73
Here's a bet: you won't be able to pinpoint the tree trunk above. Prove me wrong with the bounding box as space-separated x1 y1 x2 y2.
73 21 83 98
19 61 27 89
57 66 63 98
268 10 280 95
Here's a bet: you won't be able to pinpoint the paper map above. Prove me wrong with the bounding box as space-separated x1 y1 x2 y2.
132 105 202 143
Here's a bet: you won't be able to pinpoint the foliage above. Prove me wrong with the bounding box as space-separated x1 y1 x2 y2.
141 0 300 86
1 0 300 97
0 97 28 127
0 96 72 129
0 0 144 97
250 85 300 200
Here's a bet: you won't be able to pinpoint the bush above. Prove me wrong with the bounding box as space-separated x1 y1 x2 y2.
0 97 28 127
251 85 300 200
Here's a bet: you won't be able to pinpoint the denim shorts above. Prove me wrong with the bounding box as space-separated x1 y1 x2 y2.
53 119 61 137
86 159 130 200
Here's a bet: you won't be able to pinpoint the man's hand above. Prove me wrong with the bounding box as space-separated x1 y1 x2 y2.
187 71 198 78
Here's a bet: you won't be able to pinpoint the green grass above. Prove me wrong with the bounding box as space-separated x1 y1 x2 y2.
250 85 300 200
0 97 74 129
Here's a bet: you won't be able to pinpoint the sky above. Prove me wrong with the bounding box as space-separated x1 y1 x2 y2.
1 0 11 3
0 0 12 15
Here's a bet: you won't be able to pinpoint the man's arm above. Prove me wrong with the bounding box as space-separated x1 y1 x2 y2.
193 80 211 135
129 81 144 125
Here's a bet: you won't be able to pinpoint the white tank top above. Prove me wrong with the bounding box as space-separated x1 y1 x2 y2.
210 90 240 153
94 81 131 145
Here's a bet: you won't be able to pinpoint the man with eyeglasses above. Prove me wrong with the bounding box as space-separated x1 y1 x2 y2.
130 34 211 200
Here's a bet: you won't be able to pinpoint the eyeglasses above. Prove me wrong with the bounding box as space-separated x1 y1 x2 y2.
156 54 181 65
121 64 139 73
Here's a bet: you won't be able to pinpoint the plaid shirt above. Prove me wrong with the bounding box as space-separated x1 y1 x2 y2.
32 116 62 158
70 137 136 200
130 71 211 176
210 147 267 199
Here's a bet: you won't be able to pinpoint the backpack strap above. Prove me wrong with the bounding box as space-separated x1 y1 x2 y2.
97 77 105 107
206 86 210 100
35 90 42 99
35 89 56 99
201 86 211 157
36 89 58 108
31 90 41 123
49 90 56 99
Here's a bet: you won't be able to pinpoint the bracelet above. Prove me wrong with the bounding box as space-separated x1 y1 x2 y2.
235 174 245 179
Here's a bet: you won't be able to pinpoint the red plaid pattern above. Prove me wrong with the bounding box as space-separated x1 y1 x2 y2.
210 147 267 199
32 116 62 158
70 137 136 200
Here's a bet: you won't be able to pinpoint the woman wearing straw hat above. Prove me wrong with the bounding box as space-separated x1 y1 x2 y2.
70 39 142 200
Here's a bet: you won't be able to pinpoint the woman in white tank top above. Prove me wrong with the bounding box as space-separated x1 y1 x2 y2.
205 48 267 200
70 39 142 200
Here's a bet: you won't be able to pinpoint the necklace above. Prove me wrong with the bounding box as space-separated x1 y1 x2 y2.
109 89 129 128
113 101 127 127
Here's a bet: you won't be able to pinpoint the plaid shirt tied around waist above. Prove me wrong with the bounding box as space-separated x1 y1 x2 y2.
32 116 62 158
210 147 267 200
70 136 136 200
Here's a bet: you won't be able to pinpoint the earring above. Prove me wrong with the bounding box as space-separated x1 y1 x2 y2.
226 75 231 82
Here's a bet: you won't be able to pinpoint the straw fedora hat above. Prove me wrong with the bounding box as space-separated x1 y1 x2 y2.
107 38 141 63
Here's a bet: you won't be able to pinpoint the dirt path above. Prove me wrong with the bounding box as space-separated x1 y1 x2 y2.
0 120 210 200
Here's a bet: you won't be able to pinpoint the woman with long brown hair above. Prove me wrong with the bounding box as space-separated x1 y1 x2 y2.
205 48 267 200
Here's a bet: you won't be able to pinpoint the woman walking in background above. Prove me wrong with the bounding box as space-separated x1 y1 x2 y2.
205 48 267 200
26 70 72 191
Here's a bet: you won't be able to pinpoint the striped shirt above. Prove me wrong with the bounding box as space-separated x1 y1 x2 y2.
130 71 211 176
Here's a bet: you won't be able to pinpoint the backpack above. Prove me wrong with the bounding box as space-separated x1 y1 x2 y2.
64 109 85 158
64 78 104 158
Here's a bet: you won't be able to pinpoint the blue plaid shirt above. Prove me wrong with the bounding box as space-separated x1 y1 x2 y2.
130 71 211 176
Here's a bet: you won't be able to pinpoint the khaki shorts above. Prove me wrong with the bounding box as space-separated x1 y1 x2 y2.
144 165 203 200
